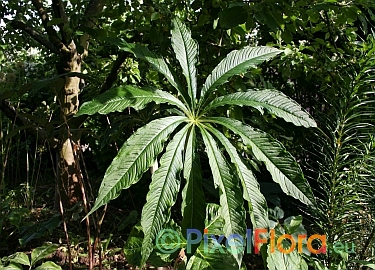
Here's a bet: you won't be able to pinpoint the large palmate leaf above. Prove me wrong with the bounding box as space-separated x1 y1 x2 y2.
181 126 205 240
206 117 315 206
204 124 269 230
203 90 317 128
110 38 190 104
200 126 246 267
76 85 189 116
89 116 187 215
141 125 190 266
199 46 281 105
171 18 198 108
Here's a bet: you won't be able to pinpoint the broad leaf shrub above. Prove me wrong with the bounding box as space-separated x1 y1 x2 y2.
76 18 317 269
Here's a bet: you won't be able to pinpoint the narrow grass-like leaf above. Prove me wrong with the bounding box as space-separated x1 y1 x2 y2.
76 85 189 116
200 125 246 267
206 117 315 206
181 126 205 244
141 125 190 266
203 90 317 128
171 18 198 109
89 116 187 215
199 46 281 106
204 124 269 229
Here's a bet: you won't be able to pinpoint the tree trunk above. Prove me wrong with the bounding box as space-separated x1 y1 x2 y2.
54 40 83 209
6 0 106 210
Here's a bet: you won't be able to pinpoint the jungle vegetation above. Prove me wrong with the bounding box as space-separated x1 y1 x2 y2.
0 0 374 269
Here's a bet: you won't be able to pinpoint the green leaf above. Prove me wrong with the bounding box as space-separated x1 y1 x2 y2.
123 225 143 266
109 38 189 104
117 210 138 231
89 116 187 215
149 220 184 266
3 263 23 270
219 6 248 29
171 18 198 108
140 125 190 266
267 248 308 270
186 239 239 270
354 260 375 269
203 89 316 128
76 85 189 116
204 203 225 235
181 126 206 253
204 124 269 229
31 243 59 266
206 117 315 206
200 125 246 267
199 46 281 106
284 215 303 234
34 261 62 270
47 18 63 27
9 252 30 266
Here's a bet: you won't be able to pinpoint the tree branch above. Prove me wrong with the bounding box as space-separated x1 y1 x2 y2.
8 20 60 54
31 0 68 52
52 0 69 45
79 0 106 58
99 52 127 94
0 99 58 148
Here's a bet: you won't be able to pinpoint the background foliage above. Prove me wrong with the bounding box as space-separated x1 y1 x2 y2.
0 0 374 269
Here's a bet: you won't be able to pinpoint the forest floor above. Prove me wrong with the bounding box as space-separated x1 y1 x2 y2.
2 205 265 270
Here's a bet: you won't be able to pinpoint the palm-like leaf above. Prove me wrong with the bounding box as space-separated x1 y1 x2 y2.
203 90 317 128
181 126 206 241
206 117 315 206
141 125 190 266
76 85 189 116
88 116 187 215
199 46 281 107
200 125 246 266
204 124 269 229
111 39 190 105
171 18 198 109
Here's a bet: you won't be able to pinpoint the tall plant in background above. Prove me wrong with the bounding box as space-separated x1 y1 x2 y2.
77 18 317 268
306 36 375 269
